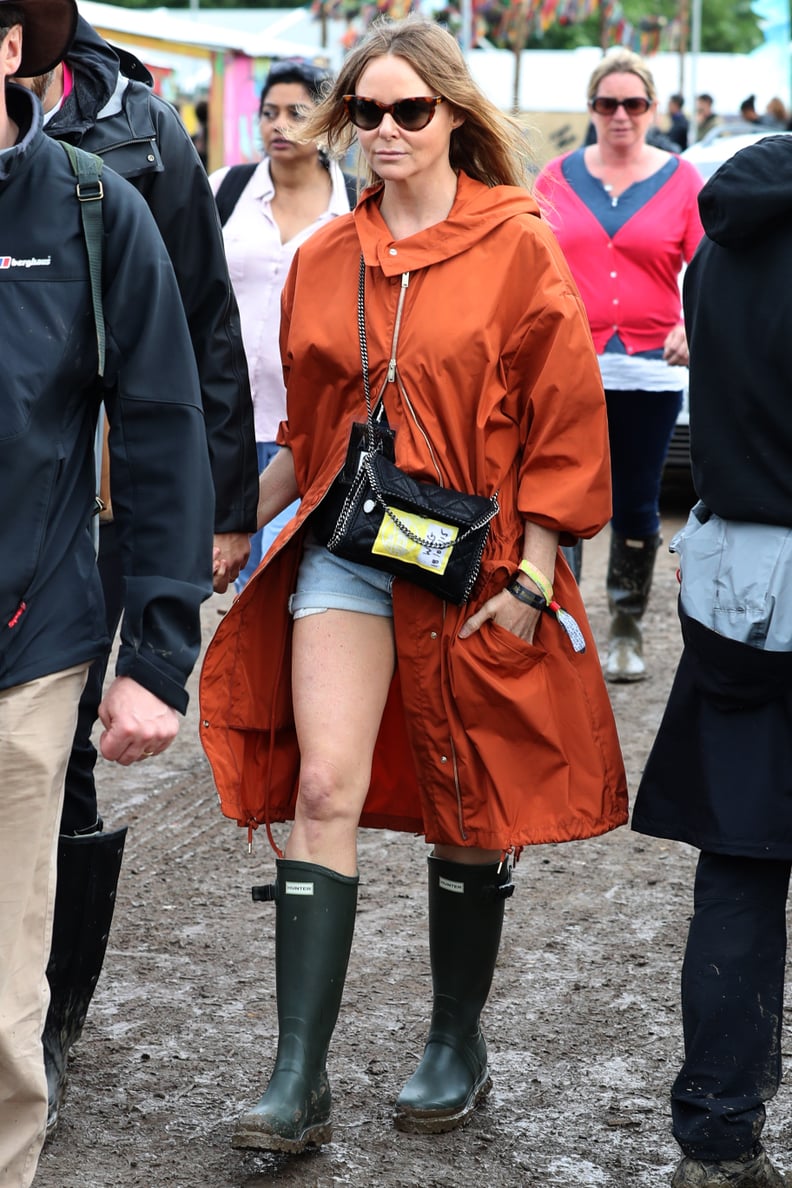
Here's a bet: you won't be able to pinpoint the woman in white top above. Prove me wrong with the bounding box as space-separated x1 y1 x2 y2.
210 60 352 592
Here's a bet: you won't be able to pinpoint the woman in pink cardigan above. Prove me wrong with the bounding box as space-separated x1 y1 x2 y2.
535 49 703 682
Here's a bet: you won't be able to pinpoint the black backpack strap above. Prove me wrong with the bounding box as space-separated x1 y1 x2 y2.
214 163 257 226
343 171 359 210
60 140 105 377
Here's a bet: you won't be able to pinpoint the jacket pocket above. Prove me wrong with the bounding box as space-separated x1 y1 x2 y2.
0 386 34 442
0 448 61 639
448 617 549 735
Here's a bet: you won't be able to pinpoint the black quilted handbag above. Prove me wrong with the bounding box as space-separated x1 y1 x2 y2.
328 450 498 603
325 257 499 604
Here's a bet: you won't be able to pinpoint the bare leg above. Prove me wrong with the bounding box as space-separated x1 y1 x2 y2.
232 609 394 1153
287 608 396 876
434 844 502 864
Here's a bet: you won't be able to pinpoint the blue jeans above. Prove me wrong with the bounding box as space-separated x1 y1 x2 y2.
235 441 300 594
606 388 683 538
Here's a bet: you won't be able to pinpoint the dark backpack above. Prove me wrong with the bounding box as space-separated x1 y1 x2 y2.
214 162 358 226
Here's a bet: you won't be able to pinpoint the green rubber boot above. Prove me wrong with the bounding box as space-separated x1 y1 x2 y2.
232 859 358 1154
394 856 513 1134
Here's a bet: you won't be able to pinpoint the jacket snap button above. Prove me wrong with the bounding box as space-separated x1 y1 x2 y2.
363 498 376 513
430 631 437 639
388 247 397 256
440 755 448 764
147 154 155 162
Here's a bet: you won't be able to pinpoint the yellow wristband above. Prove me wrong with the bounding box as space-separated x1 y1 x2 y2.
518 559 553 603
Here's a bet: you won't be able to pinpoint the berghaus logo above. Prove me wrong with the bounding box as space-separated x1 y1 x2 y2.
0 255 52 269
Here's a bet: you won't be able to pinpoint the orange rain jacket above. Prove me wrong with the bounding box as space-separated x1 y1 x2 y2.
200 172 628 854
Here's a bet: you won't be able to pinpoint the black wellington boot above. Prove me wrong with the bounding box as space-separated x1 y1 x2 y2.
394 856 513 1134
604 532 661 683
232 859 359 1154
44 826 128 1137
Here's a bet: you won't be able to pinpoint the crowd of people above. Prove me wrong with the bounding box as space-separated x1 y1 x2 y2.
1 3 789 1187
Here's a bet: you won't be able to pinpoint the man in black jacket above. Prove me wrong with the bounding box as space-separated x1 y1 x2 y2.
632 135 792 1188
16 17 259 1136
0 2 215 1182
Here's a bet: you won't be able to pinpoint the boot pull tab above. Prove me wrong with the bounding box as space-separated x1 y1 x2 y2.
481 863 514 901
251 883 278 903
493 857 515 900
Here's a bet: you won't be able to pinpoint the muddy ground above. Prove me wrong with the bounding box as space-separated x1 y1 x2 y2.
35 490 792 1188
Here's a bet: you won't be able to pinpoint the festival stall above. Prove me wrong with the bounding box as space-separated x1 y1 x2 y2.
78 1 325 169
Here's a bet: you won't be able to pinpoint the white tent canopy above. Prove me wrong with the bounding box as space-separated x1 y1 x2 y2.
77 0 321 61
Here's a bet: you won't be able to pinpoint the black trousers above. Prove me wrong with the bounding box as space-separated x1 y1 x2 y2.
672 851 791 1160
60 522 124 835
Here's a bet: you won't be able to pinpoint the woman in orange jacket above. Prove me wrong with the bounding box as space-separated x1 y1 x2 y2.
200 14 627 1155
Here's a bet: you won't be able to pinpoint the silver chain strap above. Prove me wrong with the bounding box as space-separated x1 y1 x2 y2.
357 256 378 451
361 454 498 548
356 256 498 551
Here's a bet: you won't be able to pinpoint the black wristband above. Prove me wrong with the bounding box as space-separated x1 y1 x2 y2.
506 577 587 655
506 578 546 610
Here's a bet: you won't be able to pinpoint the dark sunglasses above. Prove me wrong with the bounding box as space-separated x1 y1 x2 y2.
591 96 652 116
342 95 444 131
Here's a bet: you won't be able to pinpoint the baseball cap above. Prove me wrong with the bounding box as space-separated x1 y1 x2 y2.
0 0 78 77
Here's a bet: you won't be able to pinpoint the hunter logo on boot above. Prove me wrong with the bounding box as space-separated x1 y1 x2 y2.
284 881 315 896
438 876 465 893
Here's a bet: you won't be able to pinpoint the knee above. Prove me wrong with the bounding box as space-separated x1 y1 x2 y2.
297 759 357 826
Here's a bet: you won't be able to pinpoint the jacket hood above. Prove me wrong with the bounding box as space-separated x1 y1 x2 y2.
47 15 119 136
0 85 42 181
356 171 541 276
698 134 792 247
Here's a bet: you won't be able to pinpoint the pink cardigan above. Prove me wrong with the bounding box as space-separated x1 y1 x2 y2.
535 152 704 354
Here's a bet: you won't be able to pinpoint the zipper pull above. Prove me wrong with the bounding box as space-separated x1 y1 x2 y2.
387 273 411 383
7 600 27 628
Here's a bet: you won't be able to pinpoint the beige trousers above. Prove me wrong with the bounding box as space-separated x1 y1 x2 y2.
0 664 88 1188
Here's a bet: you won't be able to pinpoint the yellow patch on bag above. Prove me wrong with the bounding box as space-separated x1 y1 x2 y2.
371 507 458 574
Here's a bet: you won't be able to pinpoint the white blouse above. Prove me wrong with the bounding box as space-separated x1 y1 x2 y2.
210 157 351 442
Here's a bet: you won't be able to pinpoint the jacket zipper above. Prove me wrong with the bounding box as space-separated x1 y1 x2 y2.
386 271 464 835
386 272 410 383
386 272 443 484
451 737 467 840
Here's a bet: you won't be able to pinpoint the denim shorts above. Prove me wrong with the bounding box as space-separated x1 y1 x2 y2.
289 532 394 619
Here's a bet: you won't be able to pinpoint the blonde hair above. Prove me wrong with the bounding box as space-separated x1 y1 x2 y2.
586 48 657 105
299 15 533 189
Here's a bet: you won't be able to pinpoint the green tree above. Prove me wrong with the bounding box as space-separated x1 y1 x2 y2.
480 0 764 54
105 0 767 52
